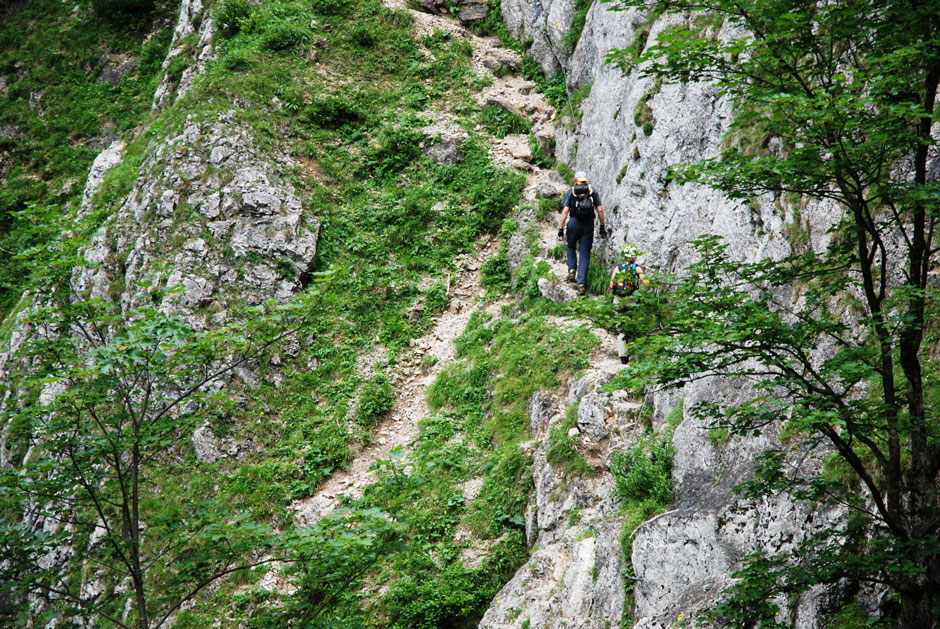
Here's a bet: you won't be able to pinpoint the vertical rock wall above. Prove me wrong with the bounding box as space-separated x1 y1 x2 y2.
498 0 853 626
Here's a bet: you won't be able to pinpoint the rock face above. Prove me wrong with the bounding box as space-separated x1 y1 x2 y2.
153 0 217 110
73 110 319 328
481 346 642 628
495 0 855 625
415 0 488 25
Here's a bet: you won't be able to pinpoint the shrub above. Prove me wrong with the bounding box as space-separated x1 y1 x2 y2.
560 0 592 52
361 125 424 180
259 17 313 52
216 0 255 37
481 253 511 294
305 96 365 129
478 104 530 138
351 24 377 48
546 405 592 476
311 0 352 16
585 258 609 295
356 375 395 427
222 45 256 71
611 433 674 505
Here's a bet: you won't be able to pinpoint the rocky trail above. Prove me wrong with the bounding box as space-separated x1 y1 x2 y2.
292 235 506 524
291 0 593 526
288 5 647 627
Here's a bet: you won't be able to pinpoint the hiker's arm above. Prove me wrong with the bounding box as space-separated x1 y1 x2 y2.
596 205 606 229
637 266 650 286
558 206 570 230
609 267 618 291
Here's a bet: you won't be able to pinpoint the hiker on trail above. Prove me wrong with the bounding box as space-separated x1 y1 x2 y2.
610 248 649 364
558 171 607 296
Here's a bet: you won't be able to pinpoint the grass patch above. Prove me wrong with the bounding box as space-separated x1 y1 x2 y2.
561 0 593 52
547 404 594 476
479 103 530 138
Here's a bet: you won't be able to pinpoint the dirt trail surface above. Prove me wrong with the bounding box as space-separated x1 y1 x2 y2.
292 1 592 525
292 237 503 524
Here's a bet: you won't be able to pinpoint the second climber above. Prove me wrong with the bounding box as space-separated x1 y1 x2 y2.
558 170 607 296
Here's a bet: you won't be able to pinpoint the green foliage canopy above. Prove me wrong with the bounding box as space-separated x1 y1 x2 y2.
608 0 940 625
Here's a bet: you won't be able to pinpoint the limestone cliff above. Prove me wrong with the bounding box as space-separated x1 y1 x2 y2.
493 0 870 627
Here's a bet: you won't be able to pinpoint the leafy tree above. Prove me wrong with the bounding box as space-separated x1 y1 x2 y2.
0 286 321 628
608 0 940 625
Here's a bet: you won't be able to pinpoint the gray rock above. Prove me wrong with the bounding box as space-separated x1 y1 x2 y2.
153 0 217 109
535 179 564 199
506 231 529 271
423 138 464 165
192 422 245 463
567 371 612 406
537 277 578 303
528 391 554 436
576 391 609 441
458 1 487 24
97 56 138 85
482 50 520 73
482 362 631 628
79 140 125 218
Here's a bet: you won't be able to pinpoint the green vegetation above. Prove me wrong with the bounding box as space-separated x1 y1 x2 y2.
0 0 174 316
479 103 531 138
0 295 323 628
585 257 610 295
632 91 656 136
611 403 678 628
609 0 940 624
547 404 594 476
0 0 545 624
561 0 593 52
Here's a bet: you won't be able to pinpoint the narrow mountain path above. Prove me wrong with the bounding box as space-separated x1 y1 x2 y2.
292 236 505 523
292 2 602 525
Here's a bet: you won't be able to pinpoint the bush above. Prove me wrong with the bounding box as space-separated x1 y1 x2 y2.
546 405 592 476
481 253 511 294
222 46 256 71
311 0 352 16
357 375 395 427
305 96 365 129
611 434 674 505
478 104 530 138
585 258 609 295
259 17 313 52
361 125 424 180
351 24 377 48
216 0 254 37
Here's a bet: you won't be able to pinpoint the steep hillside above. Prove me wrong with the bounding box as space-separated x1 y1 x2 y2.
0 0 175 315
502 0 940 627
2 0 937 627
0 0 658 626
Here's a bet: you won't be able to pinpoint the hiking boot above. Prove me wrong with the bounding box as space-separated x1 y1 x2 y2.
577 283 586 295
567 269 576 283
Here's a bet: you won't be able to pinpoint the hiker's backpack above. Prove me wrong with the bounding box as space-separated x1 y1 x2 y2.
570 184 595 219
612 262 639 296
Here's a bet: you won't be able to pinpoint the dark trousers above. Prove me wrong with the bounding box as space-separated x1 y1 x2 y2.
566 216 594 285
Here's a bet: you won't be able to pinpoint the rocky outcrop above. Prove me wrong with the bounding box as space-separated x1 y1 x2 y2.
73 110 319 327
496 0 851 625
481 337 645 629
415 0 488 25
153 0 216 110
